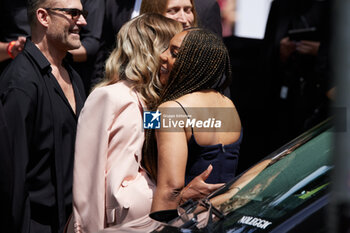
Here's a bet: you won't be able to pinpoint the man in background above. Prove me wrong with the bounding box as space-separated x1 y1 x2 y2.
0 0 86 231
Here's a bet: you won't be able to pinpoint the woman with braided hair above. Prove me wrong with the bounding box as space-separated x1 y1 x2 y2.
143 28 242 212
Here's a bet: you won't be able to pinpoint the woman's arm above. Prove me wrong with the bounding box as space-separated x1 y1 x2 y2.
151 131 223 211
151 128 188 211
151 102 188 212
151 101 224 212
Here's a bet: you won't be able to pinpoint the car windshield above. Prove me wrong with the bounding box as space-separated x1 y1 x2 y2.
206 121 333 230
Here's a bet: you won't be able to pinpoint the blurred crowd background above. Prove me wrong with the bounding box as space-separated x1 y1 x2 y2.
0 0 332 173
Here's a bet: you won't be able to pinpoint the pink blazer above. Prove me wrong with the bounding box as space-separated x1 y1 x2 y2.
72 81 156 233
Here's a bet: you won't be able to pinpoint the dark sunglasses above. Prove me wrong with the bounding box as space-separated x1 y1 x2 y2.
45 8 88 20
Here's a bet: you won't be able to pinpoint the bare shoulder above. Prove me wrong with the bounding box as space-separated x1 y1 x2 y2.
158 100 180 109
221 94 236 108
175 90 236 108
157 101 184 119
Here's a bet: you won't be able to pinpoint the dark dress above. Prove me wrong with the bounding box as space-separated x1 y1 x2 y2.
173 101 242 185
185 130 242 185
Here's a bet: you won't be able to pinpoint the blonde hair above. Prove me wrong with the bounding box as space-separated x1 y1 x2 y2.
96 13 182 108
140 0 198 27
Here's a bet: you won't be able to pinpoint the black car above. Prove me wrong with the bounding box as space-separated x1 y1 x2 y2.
151 119 333 233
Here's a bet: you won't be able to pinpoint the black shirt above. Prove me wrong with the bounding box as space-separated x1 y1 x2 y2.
0 39 86 233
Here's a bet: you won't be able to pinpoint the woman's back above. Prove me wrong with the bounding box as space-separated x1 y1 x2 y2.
158 90 242 184
174 90 241 145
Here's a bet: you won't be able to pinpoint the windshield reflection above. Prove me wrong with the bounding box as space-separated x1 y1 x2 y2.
208 125 333 225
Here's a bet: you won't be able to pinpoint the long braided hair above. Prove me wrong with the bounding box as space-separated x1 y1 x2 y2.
143 28 232 182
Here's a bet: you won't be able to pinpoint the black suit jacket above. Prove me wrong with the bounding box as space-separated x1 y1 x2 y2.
194 0 222 36
72 0 105 94
263 0 329 66
92 0 135 83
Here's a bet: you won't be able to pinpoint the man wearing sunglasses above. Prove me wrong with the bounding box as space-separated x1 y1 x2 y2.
0 0 87 232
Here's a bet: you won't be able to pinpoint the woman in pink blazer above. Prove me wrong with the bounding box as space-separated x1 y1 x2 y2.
72 14 222 233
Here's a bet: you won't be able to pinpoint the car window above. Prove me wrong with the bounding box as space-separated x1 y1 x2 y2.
211 129 333 230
